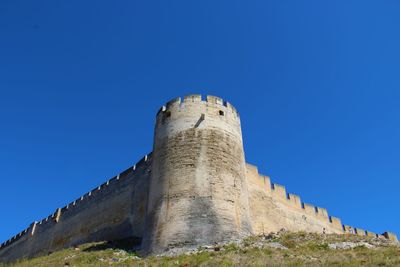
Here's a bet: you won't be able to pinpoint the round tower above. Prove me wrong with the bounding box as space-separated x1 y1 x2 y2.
142 94 252 254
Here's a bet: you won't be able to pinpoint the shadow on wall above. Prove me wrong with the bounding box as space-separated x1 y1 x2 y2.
82 236 142 252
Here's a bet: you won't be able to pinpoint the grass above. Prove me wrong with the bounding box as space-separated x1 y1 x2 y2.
1 232 399 267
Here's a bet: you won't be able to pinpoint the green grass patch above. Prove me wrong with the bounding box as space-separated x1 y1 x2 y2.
2 233 399 267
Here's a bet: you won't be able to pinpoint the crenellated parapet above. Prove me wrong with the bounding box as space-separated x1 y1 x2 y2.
144 94 251 254
245 162 397 241
0 226 31 251
0 153 152 252
1 94 397 263
157 94 239 118
152 96 245 156
383 232 398 241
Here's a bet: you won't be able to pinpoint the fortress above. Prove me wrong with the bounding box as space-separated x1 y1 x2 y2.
0 94 397 263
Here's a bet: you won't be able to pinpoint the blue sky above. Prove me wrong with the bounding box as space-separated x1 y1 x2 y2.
1 0 399 242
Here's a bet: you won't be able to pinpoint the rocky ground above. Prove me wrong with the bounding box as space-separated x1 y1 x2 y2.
2 231 399 267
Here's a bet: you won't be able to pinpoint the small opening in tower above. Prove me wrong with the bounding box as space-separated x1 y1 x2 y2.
164 110 171 118
219 110 224 116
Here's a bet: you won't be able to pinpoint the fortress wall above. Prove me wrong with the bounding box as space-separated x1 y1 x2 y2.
0 154 152 263
246 163 348 235
1 94 397 263
383 232 398 241
0 225 32 262
246 163 397 240
271 184 287 201
246 164 271 193
344 225 355 234
303 203 317 216
287 194 302 209
143 95 252 254
329 216 343 231
247 166 397 240
355 228 366 236
366 231 376 237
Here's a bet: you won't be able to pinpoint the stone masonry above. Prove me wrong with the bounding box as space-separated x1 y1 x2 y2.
0 94 397 263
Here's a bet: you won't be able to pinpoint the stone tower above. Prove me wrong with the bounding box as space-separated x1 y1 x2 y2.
1 94 397 263
142 95 253 254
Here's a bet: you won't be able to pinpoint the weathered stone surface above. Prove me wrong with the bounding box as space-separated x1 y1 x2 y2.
0 94 396 263
0 155 151 263
142 96 252 254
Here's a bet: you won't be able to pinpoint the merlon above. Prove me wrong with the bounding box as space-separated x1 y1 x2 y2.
0 94 397 263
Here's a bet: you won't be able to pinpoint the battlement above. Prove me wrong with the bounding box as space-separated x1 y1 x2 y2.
156 94 240 119
1 95 397 263
246 163 396 241
0 153 152 252
0 226 30 250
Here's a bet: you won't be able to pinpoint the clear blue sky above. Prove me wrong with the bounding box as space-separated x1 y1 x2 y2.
1 1 399 242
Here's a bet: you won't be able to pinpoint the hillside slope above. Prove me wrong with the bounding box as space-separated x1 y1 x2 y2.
2 232 399 267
